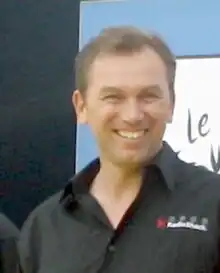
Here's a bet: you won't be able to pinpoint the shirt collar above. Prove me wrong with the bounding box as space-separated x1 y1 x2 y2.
152 141 178 191
60 141 179 205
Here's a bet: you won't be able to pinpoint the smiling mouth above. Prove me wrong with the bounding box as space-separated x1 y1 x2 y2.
115 130 148 140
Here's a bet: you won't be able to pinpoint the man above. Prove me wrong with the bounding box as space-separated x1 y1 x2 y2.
18 26 220 273
0 212 19 272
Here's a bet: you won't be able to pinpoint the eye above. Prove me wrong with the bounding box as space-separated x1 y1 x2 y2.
140 93 160 102
102 94 123 103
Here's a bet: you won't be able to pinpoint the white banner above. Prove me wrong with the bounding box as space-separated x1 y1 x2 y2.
164 57 220 174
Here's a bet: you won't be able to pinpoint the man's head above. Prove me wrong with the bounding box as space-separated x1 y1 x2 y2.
73 26 176 169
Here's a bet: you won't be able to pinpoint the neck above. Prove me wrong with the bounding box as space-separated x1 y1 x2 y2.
91 160 143 199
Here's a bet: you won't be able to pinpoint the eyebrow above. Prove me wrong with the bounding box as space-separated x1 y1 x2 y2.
100 86 123 93
99 87 125 97
139 84 162 94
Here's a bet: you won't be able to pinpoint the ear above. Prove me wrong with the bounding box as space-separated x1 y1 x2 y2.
72 90 88 124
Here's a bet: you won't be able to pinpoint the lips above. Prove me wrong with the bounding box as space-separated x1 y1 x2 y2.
115 130 147 139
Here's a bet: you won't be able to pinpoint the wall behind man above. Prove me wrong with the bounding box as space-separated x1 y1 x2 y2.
0 0 80 227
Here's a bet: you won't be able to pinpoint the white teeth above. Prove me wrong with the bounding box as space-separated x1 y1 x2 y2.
117 130 145 139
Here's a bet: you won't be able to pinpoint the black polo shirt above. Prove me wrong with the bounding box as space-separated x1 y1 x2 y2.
18 142 220 273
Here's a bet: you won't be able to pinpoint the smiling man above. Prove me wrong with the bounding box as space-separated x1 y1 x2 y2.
18 26 220 273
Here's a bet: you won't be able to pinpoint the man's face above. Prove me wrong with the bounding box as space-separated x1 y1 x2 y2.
73 48 174 168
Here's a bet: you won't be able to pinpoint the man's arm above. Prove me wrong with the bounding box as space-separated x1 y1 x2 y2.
0 237 19 273
0 213 19 273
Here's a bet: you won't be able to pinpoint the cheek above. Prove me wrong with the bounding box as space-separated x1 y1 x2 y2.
86 103 117 127
145 100 172 122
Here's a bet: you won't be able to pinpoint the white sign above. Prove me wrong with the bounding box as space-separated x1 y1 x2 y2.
164 57 220 174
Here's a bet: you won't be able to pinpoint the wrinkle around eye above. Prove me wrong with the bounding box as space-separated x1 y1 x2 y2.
139 95 161 103
100 95 123 103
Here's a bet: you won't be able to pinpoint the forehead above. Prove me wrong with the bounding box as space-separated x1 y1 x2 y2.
88 48 168 89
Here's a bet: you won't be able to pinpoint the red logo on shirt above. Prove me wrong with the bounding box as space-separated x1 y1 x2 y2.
156 217 168 229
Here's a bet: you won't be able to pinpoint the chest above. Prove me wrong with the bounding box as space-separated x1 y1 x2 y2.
37 190 220 273
110 216 217 273
37 212 218 273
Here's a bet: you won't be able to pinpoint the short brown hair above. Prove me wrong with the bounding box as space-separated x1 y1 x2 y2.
75 26 176 99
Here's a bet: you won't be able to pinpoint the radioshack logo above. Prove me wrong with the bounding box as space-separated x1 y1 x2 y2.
156 216 208 231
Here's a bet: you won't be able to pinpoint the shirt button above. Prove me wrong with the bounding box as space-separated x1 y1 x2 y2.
108 244 115 252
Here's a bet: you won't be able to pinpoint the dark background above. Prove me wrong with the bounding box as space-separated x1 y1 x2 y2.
0 0 80 227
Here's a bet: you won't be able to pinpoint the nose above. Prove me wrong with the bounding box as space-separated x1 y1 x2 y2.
120 99 144 125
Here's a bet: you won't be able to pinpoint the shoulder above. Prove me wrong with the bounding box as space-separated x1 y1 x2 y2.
177 159 220 196
19 190 62 238
18 191 63 271
180 159 220 183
